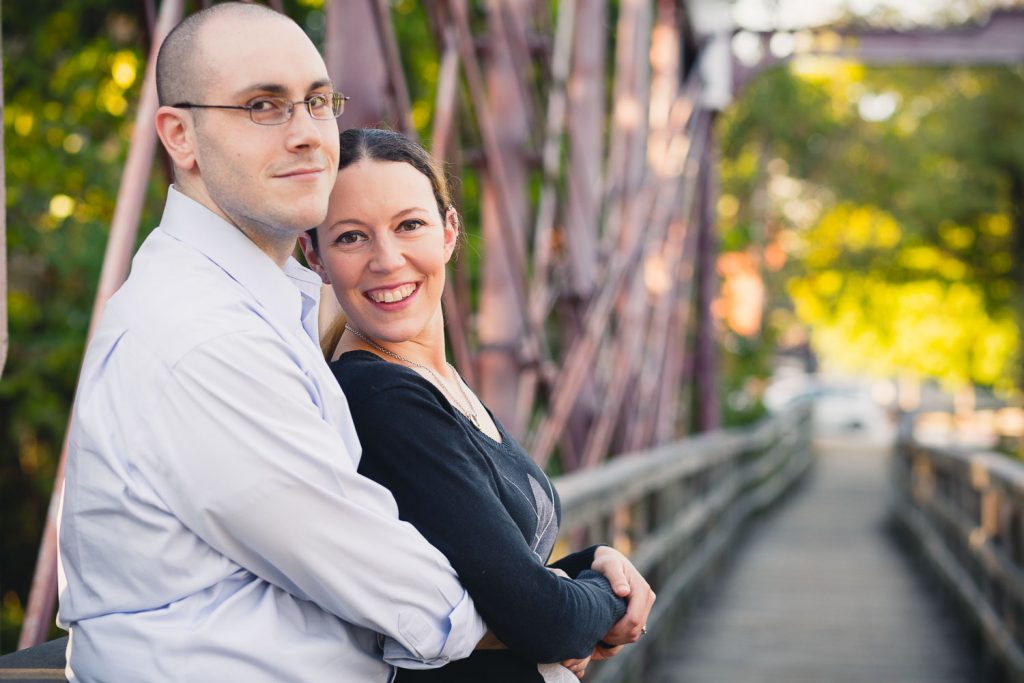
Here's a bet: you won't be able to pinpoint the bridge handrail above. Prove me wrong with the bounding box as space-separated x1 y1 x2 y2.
893 435 1024 680
553 402 814 683
0 404 813 681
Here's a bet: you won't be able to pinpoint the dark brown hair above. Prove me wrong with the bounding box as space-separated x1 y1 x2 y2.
306 128 453 251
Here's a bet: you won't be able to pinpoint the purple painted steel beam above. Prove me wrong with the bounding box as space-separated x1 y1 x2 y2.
601 0 652 259
527 182 658 467
430 28 476 386
693 125 721 433
326 0 389 128
732 10 1024 97
370 0 416 137
654 203 701 444
0 16 7 380
563 0 605 299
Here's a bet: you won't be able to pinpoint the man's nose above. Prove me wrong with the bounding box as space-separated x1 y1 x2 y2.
284 102 331 151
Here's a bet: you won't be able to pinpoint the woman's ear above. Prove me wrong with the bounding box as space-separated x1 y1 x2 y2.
443 206 459 262
155 106 198 172
298 232 331 284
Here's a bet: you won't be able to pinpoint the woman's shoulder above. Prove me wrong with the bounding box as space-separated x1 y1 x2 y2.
329 350 428 401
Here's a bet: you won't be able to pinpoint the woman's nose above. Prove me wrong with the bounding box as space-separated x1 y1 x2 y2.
369 235 406 272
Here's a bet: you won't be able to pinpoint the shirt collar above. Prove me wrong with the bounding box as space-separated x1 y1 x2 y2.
158 186 322 341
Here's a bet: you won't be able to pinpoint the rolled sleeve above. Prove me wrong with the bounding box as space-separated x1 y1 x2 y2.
382 586 485 668
136 329 486 663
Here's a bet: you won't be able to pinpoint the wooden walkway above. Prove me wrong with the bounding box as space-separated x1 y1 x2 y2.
649 433 986 683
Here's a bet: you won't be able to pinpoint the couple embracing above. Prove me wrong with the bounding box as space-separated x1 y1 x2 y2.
57 4 653 681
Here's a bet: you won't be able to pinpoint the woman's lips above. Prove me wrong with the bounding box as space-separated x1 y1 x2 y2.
365 283 419 305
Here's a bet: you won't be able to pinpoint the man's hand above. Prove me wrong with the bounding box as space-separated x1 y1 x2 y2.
547 566 570 579
560 653 592 679
591 546 655 646
591 643 623 661
475 630 506 650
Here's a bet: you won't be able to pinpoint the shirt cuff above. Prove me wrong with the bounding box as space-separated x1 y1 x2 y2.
381 589 487 669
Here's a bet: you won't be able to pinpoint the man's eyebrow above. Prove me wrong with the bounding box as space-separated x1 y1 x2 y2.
233 79 334 97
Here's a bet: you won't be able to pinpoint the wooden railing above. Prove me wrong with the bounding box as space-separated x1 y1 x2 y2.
0 403 812 680
893 431 1024 680
554 402 814 683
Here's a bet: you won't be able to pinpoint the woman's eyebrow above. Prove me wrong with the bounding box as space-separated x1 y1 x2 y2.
390 207 432 220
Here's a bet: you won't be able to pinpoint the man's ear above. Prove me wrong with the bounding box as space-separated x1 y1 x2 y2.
298 232 331 284
155 106 198 172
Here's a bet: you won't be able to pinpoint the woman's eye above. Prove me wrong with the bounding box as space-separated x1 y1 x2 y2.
398 220 425 232
335 231 365 245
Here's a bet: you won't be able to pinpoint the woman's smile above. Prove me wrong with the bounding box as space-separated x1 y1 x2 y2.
365 282 420 306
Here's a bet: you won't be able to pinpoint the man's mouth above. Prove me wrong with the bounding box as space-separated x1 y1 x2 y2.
276 167 324 179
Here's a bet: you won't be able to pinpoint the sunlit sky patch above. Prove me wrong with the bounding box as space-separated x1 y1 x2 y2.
729 0 1018 30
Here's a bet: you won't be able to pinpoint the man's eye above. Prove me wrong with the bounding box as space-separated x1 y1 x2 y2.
307 94 329 109
249 98 284 113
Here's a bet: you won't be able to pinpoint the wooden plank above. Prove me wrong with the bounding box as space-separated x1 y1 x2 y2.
655 438 984 683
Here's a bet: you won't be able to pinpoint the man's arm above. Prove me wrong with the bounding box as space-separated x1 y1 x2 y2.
136 329 486 666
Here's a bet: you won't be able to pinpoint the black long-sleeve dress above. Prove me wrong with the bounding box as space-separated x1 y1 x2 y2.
331 351 626 682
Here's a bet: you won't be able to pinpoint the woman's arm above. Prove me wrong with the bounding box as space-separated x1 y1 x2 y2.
548 546 601 578
345 371 626 663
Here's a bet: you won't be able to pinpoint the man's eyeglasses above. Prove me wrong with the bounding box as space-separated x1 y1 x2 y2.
171 91 349 126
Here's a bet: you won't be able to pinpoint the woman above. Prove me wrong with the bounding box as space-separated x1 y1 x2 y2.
300 128 652 682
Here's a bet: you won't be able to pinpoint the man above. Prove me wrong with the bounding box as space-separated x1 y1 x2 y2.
58 5 485 680
57 4 650 681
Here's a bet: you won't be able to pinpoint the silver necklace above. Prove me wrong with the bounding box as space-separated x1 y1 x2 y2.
345 324 482 431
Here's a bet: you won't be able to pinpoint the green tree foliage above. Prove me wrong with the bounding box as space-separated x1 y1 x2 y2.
718 60 1024 393
1 0 161 650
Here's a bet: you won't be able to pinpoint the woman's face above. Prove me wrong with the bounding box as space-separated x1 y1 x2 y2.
303 159 457 347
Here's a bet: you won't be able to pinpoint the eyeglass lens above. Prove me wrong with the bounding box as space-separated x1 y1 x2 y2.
250 92 345 125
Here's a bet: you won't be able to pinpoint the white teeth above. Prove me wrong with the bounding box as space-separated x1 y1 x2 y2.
370 284 416 304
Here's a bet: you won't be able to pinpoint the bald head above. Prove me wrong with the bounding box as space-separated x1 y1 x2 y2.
156 2 294 106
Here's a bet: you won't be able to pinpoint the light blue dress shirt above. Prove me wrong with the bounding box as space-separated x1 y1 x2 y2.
57 187 486 682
